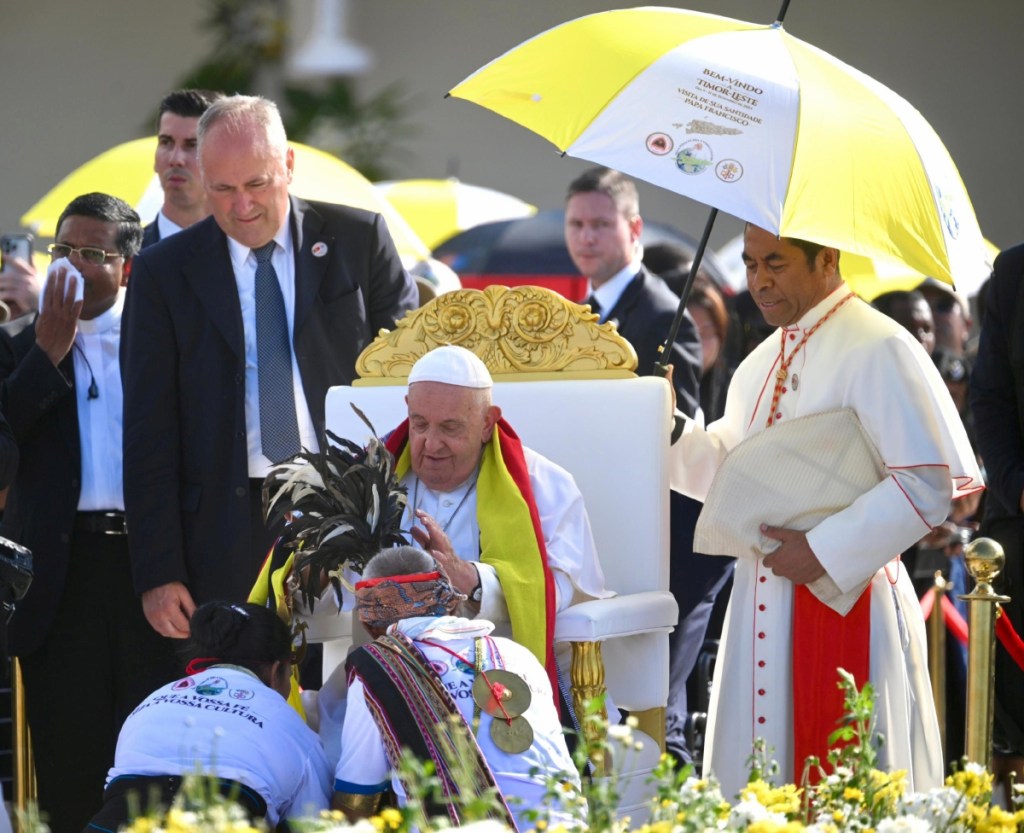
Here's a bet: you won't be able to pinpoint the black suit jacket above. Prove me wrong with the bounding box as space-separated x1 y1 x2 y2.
141 220 161 249
121 196 418 604
0 327 81 654
604 267 702 418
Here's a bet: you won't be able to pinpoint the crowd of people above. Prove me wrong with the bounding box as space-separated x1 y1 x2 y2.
0 84 1018 832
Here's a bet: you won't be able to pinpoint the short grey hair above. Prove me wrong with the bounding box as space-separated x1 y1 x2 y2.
197 94 288 161
362 546 435 580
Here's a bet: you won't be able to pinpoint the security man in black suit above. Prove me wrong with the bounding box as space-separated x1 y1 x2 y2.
141 89 223 248
0 193 177 832
122 95 419 644
566 166 732 768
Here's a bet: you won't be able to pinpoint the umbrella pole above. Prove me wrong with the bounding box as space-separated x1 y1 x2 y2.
775 0 792 24
654 207 719 378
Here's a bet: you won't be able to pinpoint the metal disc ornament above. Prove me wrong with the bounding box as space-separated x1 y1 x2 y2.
472 669 531 718
490 714 534 753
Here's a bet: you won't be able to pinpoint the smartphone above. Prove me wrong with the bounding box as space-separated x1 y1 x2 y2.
0 233 33 271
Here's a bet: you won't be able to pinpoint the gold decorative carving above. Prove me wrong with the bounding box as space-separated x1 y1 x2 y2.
570 640 608 775
355 285 638 383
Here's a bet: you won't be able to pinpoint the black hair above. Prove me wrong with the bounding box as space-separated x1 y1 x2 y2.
157 89 224 126
872 289 928 319
183 601 292 679
55 193 143 259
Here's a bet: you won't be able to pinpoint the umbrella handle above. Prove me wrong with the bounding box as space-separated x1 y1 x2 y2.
654 207 720 379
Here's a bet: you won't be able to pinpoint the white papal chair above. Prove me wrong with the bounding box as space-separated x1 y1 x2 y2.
315 285 678 818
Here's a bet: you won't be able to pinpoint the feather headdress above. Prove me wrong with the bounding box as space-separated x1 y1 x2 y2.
262 407 409 611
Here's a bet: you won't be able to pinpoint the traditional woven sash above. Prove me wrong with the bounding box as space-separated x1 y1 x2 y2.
386 419 558 701
347 633 517 829
792 582 871 780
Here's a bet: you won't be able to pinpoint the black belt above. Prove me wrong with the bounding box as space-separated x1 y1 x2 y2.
74 511 127 536
96 774 268 824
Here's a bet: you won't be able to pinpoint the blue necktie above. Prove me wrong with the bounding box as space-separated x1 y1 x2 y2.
253 242 301 463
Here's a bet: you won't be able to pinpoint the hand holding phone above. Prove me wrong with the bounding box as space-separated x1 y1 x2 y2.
0 233 40 321
0 234 34 323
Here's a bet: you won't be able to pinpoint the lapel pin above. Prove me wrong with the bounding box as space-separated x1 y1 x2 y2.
311 241 328 258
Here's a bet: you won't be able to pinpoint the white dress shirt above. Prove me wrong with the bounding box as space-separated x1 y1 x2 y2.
586 258 641 323
74 290 125 511
155 211 184 240
226 212 319 477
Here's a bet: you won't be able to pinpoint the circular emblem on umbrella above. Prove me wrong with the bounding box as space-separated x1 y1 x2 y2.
715 159 743 183
646 132 674 155
676 140 713 175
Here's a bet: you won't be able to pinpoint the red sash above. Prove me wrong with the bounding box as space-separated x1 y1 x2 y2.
792 583 871 780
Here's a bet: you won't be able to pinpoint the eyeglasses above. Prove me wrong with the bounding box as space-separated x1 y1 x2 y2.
47 243 122 265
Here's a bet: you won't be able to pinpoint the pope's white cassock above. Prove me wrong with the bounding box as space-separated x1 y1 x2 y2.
670 284 982 799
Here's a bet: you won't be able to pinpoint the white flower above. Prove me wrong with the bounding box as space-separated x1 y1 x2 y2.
727 799 785 827
898 787 962 825
877 816 935 833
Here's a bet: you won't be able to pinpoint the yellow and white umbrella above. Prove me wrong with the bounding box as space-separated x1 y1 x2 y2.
374 178 536 250
20 138 429 261
449 7 988 291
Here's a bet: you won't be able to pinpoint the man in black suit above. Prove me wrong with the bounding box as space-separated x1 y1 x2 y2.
122 95 418 644
0 193 176 832
141 89 223 248
970 241 1024 796
565 167 732 768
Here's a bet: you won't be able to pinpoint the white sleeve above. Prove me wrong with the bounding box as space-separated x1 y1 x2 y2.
333 676 391 793
807 337 967 593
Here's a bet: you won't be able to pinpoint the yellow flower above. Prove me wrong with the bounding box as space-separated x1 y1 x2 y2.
747 821 806 833
975 805 1024 833
947 764 994 799
843 787 864 803
378 807 403 830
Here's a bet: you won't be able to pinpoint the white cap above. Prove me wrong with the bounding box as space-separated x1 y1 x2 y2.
408 345 492 389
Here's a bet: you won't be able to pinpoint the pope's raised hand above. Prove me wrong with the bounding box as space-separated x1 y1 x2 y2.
411 509 478 595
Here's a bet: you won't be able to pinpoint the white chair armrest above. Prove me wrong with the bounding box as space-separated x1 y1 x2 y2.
554 591 678 643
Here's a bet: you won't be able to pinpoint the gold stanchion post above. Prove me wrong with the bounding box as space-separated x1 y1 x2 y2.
960 538 1010 767
928 570 948 760
12 657 35 816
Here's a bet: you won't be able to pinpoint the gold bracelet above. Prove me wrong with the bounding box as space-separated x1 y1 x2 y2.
335 791 384 816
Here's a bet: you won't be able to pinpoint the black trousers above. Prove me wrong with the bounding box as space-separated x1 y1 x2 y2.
85 774 267 833
665 492 736 765
20 530 180 833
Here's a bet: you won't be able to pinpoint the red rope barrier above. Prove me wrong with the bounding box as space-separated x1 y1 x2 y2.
921 589 1024 670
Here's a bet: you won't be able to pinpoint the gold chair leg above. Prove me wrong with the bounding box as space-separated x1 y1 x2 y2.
570 641 607 775
630 707 666 753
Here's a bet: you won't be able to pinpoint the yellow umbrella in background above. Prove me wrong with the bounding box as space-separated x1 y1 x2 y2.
373 178 536 250
20 139 429 260
717 233 999 301
840 239 999 303
21 138 159 237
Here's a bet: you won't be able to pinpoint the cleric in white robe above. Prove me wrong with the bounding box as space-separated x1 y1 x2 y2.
668 225 982 799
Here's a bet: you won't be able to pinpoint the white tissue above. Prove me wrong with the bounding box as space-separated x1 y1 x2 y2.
37 257 85 313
